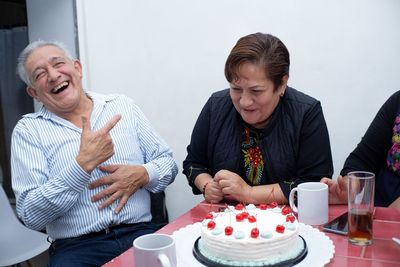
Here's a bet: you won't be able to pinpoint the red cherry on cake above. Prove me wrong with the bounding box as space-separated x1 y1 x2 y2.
207 221 216 229
286 215 296 223
236 213 244 222
241 212 249 219
270 202 278 208
251 228 260 238
225 226 233 235
235 204 244 210
276 224 285 233
259 204 268 210
281 206 290 215
248 215 256 223
205 213 213 219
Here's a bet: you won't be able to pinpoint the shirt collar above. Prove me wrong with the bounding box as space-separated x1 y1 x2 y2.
22 90 119 129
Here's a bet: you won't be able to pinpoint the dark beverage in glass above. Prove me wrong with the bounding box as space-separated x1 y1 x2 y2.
347 171 375 245
348 208 373 245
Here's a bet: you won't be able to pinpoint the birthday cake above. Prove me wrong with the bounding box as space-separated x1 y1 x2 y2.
197 203 305 266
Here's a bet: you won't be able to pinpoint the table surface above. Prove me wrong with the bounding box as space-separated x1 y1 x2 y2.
103 202 400 266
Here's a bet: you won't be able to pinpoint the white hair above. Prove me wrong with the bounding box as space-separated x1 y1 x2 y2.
17 40 74 87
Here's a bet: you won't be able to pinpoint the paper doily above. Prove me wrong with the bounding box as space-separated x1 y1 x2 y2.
172 222 335 267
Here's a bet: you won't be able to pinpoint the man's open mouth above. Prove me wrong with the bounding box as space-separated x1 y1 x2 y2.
52 81 69 94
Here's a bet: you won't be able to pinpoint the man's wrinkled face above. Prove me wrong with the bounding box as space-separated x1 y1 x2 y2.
25 45 84 117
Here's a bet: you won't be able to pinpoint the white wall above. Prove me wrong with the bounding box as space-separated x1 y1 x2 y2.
26 0 78 110
26 0 77 57
76 0 400 221
31 0 400 221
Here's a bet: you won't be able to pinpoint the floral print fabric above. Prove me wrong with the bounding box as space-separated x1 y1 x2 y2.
241 127 264 185
387 114 400 174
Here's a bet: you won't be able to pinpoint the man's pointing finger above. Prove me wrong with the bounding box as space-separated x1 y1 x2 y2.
101 114 122 134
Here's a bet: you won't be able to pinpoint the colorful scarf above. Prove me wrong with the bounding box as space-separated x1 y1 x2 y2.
387 114 400 174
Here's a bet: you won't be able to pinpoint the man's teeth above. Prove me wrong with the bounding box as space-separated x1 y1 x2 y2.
53 82 69 93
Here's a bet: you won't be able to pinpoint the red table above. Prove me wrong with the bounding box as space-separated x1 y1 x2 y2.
103 202 400 266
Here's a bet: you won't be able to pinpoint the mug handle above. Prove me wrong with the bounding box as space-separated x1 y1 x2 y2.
289 187 298 213
158 254 171 267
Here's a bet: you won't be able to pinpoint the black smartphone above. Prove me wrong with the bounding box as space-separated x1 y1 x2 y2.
322 212 348 235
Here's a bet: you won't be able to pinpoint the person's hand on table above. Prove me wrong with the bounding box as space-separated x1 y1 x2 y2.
389 196 400 209
320 175 348 204
215 169 251 203
204 179 224 203
89 164 149 213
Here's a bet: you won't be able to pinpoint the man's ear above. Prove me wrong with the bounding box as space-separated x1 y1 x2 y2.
26 86 40 102
73 59 83 79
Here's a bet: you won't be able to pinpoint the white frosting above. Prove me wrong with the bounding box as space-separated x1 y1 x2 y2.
200 205 299 263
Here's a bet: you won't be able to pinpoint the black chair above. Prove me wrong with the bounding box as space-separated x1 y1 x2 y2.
150 191 169 230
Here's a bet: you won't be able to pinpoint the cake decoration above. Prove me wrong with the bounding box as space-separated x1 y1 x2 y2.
270 202 278 208
282 206 291 215
205 213 213 219
284 222 296 231
225 226 233 235
286 214 296 223
259 204 268 210
251 228 260 238
235 203 244 210
207 220 216 230
276 224 285 233
248 215 256 223
246 204 257 210
212 227 222 235
261 230 273 239
234 231 245 239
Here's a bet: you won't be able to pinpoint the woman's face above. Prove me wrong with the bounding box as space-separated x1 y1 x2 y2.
230 62 287 129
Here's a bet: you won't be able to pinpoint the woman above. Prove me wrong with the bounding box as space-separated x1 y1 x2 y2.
322 91 400 208
183 33 333 204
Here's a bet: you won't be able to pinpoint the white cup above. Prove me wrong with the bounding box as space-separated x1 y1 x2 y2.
289 182 328 225
133 233 177 267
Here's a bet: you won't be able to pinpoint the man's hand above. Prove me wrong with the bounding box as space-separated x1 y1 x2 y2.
320 176 348 204
76 114 121 173
89 164 149 213
214 170 251 203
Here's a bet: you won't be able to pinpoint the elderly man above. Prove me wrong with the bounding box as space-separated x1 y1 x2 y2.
11 40 178 266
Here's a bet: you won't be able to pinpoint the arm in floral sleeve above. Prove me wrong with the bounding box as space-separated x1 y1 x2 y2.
341 92 400 175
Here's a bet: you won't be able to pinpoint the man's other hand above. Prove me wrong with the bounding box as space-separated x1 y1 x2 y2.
89 164 150 214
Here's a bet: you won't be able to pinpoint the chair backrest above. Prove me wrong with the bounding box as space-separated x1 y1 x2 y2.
0 186 50 266
150 191 169 229
0 186 24 228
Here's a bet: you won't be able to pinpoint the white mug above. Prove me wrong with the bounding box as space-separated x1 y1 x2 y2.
289 182 328 225
133 233 177 267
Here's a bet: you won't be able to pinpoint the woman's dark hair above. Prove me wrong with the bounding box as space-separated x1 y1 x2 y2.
225 33 290 91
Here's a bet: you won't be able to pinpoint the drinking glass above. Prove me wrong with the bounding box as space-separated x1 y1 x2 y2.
347 171 375 245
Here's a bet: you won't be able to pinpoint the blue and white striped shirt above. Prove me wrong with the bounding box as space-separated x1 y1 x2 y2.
11 91 178 239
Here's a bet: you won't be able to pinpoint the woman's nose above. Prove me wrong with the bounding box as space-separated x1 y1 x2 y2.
240 92 253 107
